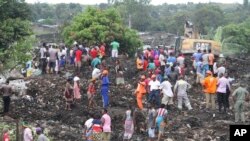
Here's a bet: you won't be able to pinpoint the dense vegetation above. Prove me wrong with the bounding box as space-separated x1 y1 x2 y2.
0 0 250 70
0 0 34 70
62 7 142 56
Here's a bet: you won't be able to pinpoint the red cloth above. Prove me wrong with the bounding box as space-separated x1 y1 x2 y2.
154 59 160 67
3 133 10 141
143 60 148 71
88 83 96 94
90 49 98 58
75 50 82 62
100 45 105 56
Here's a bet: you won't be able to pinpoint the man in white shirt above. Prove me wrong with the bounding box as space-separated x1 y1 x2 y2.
92 65 101 79
148 74 161 107
159 52 166 75
160 77 174 109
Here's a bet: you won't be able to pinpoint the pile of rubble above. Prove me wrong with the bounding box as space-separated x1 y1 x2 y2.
2 56 250 141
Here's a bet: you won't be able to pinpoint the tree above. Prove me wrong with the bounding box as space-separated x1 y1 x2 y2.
191 5 224 35
62 7 142 56
0 0 33 70
243 0 249 8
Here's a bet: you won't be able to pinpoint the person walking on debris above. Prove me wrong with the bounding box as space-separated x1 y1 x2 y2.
40 43 47 74
148 74 161 107
87 78 97 109
101 70 110 109
83 115 94 141
134 75 147 110
157 117 167 141
115 60 125 86
174 76 193 110
75 45 83 73
155 104 167 134
147 104 156 141
136 54 143 72
36 127 49 141
123 105 134 141
73 76 81 103
92 114 103 141
101 109 111 141
217 73 231 113
160 77 174 110
48 45 58 74
208 49 215 73
201 71 217 111
201 49 209 76
64 78 73 110
0 80 12 116
2 128 10 141
110 40 120 59
91 55 101 68
92 64 101 80
232 84 249 123
23 122 33 141
195 58 204 84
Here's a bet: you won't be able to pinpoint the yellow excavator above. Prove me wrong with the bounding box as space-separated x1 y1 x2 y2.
175 21 221 55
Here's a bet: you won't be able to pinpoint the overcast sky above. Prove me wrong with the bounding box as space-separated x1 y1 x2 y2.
26 0 242 5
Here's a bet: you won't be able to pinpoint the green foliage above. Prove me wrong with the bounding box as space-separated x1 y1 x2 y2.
214 19 250 55
29 3 83 23
0 0 32 50
62 7 142 56
0 36 35 70
0 0 33 70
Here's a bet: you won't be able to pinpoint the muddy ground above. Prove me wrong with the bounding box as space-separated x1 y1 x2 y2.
2 55 250 141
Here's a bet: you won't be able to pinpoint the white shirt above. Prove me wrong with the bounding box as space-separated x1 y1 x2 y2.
160 80 173 97
40 47 47 59
217 66 226 76
159 54 165 66
23 128 33 141
92 68 101 79
85 118 94 130
149 80 160 91
213 62 218 74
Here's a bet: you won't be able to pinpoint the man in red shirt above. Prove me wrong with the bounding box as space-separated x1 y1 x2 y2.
75 46 82 72
90 47 98 59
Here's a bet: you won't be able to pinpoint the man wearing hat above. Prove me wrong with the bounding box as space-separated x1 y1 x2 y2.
23 122 33 141
201 70 217 111
36 127 49 141
148 74 161 107
134 75 147 110
101 70 110 108
232 83 250 123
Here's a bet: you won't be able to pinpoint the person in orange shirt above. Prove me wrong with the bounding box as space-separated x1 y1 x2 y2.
201 70 217 110
208 49 215 73
99 43 106 59
134 75 147 110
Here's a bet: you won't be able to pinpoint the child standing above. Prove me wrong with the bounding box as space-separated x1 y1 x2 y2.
87 78 97 109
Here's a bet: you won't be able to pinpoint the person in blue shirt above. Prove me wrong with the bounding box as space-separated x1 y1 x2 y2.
167 53 176 64
101 70 110 108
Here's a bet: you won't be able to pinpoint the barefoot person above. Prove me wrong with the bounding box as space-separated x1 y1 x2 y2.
73 76 81 103
64 78 73 110
87 78 97 109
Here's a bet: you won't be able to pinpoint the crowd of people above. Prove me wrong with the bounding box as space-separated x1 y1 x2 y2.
1 40 249 141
